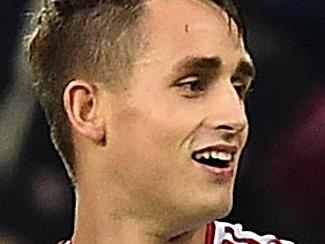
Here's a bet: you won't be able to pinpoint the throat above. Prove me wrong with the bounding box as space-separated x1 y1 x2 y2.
74 187 208 244
164 226 207 244
73 214 207 244
168 231 196 243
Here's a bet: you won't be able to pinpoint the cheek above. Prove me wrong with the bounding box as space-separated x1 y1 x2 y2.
109 96 196 165
106 104 190 195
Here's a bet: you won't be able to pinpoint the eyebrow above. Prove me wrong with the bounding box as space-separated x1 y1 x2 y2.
172 56 222 75
170 56 255 82
234 59 256 80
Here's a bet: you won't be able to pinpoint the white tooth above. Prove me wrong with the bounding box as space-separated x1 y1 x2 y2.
226 153 233 161
194 153 203 160
211 151 218 159
202 152 210 159
217 152 232 161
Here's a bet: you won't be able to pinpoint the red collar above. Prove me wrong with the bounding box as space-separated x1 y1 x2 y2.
204 222 216 244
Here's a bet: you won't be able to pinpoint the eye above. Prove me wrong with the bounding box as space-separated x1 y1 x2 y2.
175 76 209 98
232 81 251 100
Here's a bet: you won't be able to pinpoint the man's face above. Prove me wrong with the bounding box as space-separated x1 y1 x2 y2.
99 0 254 226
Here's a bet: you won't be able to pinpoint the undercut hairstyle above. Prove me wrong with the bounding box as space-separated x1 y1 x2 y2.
26 0 245 181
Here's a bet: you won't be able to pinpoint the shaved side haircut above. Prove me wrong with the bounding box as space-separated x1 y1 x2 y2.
26 0 244 180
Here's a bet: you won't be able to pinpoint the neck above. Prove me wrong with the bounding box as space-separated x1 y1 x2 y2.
72 185 207 244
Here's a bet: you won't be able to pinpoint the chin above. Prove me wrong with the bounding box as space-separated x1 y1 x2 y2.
201 193 234 220
165 195 233 235
215 202 233 219
171 181 235 226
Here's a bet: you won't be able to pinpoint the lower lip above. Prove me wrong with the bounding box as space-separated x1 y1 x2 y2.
199 164 234 182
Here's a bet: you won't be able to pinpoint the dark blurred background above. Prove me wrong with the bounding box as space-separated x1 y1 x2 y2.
0 0 324 243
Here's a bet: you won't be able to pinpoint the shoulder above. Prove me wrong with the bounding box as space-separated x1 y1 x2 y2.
210 221 295 244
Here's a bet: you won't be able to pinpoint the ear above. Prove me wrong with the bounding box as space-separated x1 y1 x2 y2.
63 80 105 144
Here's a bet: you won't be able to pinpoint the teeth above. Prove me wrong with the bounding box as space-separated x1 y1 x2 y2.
194 150 233 161
211 151 218 159
202 152 210 159
216 151 232 161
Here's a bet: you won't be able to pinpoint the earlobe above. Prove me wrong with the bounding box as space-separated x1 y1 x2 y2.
63 80 105 144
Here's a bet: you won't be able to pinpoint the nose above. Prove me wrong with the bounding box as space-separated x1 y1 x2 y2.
204 82 248 134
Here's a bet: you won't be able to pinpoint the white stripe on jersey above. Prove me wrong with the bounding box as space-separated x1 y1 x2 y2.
214 221 295 244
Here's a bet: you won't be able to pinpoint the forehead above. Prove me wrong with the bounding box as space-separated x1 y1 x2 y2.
137 0 251 70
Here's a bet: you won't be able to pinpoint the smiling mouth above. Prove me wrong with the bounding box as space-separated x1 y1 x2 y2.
191 145 236 169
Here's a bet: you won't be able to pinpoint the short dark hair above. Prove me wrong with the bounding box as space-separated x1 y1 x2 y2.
26 0 245 179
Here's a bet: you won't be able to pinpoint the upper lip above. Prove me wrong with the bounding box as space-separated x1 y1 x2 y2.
192 143 239 155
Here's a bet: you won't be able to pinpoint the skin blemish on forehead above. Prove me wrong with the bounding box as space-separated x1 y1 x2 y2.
185 24 189 33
